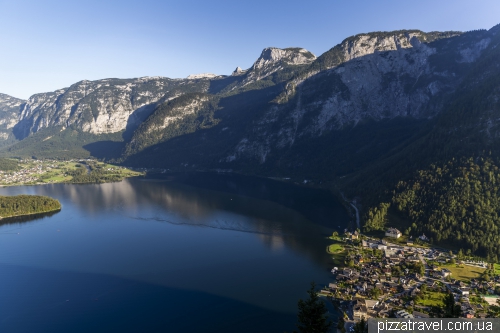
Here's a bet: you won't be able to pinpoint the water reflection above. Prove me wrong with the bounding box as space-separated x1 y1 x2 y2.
0 210 60 226
0 174 349 269
0 173 349 324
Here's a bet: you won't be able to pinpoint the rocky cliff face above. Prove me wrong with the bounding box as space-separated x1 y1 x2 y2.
14 77 209 139
7 47 317 142
225 29 493 164
2 26 499 171
124 93 218 156
0 93 24 144
338 31 453 61
241 47 316 85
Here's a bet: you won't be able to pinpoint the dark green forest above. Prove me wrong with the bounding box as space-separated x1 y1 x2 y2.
364 158 500 260
356 27 500 259
394 157 500 260
66 162 124 183
0 195 61 218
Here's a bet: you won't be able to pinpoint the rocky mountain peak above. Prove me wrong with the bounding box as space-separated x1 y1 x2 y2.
239 47 316 86
339 31 427 62
232 67 246 76
0 93 25 110
14 76 210 139
252 47 316 70
0 93 25 142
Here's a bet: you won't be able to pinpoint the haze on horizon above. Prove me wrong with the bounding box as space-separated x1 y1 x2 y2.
1 0 499 100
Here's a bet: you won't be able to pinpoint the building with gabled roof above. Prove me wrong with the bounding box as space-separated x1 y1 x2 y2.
385 228 401 239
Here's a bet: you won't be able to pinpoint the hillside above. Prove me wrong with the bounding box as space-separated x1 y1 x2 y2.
0 93 24 148
1 24 500 256
349 24 500 258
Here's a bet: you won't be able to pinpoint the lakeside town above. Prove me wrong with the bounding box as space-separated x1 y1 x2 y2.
322 227 500 330
0 158 141 186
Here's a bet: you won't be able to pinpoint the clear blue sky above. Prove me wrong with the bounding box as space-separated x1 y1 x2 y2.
1 0 499 99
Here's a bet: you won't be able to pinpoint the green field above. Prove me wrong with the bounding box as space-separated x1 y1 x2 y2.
327 240 347 267
416 291 447 307
0 159 143 186
327 243 345 254
438 264 486 281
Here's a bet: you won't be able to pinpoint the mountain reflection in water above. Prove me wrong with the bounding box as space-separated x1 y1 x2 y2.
9 174 349 268
0 173 348 332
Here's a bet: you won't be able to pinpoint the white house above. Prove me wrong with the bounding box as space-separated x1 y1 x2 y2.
385 228 402 239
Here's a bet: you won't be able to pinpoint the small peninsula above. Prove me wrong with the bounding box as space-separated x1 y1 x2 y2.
0 195 61 219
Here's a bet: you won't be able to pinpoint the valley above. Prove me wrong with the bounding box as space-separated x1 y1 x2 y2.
1 23 500 260
1 20 500 328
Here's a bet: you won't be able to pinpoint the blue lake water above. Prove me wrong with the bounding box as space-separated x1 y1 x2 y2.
0 173 349 332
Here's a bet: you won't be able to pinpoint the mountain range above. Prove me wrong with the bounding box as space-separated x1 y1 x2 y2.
2 23 500 258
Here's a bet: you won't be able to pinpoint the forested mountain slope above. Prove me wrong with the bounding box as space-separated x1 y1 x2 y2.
355 24 500 258
2 24 500 257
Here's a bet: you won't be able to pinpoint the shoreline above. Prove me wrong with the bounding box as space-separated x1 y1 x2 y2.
0 173 143 188
0 159 143 188
0 207 62 220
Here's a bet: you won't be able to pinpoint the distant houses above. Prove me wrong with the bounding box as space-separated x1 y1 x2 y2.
419 233 429 242
385 228 402 239
345 230 359 240
328 230 500 320
353 299 382 321
441 268 452 278
395 310 414 319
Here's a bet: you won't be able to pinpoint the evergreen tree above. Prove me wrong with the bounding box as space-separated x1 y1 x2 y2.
337 316 346 333
295 282 332 333
444 292 460 318
353 318 368 333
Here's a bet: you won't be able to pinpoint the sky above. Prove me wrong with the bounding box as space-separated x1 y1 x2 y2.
0 0 499 99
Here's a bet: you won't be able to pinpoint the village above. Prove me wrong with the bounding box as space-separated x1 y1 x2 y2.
0 158 137 186
321 227 500 330
0 159 58 184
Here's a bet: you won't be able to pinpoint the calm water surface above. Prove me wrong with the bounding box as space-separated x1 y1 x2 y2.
0 173 349 333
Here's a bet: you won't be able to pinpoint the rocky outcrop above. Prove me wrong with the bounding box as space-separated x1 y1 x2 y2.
336 31 438 62
232 67 246 76
187 73 221 79
252 47 316 69
124 93 218 156
14 77 209 139
2 26 499 172
225 30 492 164
241 47 316 85
0 93 24 143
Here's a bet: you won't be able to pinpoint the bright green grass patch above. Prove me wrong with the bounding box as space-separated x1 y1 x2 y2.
438 264 486 281
327 240 348 267
327 243 344 254
494 264 500 275
416 291 446 307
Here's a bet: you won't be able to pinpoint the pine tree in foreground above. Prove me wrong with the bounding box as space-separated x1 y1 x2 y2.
295 282 332 333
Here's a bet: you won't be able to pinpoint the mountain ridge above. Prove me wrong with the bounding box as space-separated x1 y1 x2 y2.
2 25 500 258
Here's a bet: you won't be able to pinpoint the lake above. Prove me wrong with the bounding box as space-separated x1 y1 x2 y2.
0 173 350 333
